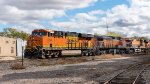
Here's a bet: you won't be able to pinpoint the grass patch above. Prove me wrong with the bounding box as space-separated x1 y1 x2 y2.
39 59 50 66
38 57 88 66
10 63 25 70
56 57 88 64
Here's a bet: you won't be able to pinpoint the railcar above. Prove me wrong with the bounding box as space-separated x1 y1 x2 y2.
24 29 150 58
24 29 96 58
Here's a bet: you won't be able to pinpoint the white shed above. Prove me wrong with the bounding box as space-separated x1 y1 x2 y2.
16 38 27 57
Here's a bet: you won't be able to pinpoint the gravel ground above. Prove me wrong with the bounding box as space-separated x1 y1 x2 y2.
141 65 150 84
0 54 149 84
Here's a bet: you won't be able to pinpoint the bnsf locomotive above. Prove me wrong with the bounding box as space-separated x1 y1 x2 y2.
24 29 150 58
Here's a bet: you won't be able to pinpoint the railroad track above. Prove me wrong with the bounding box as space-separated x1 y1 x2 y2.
102 64 150 84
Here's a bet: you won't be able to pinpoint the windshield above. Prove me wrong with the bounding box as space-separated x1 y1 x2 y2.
39 32 46 36
32 32 38 35
32 32 47 36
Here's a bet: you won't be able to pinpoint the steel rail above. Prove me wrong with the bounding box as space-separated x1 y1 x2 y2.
104 63 141 84
132 64 150 84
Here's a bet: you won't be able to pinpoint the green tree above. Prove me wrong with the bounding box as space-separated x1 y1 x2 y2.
94 33 102 36
107 31 124 37
1 28 29 40
140 37 149 40
20 31 29 40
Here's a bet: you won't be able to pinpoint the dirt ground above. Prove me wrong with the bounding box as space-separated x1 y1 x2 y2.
5 54 126 68
0 54 148 84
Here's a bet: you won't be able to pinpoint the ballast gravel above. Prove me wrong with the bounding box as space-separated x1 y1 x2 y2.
0 55 149 84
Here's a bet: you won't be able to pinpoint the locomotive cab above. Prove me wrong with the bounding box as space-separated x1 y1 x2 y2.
27 29 54 48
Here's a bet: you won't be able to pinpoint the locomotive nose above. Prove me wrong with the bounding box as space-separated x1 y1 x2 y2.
29 36 34 40
27 35 42 48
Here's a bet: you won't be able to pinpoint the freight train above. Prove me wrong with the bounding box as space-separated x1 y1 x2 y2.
24 29 150 58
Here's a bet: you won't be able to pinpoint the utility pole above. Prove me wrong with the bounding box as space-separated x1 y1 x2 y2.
22 46 24 66
106 16 109 36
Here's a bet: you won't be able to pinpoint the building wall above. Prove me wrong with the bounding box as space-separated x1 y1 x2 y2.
0 36 16 56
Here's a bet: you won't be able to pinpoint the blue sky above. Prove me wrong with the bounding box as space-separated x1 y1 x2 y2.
53 0 130 22
0 0 150 37
49 0 130 34
0 0 130 32
67 0 129 15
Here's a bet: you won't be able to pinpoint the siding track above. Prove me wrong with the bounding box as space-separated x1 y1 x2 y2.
103 64 150 84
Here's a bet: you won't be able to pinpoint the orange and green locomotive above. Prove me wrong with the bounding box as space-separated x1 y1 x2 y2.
24 29 96 58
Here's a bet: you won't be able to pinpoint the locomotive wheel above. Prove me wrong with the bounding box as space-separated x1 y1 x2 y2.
58 51 62 57
81 51 85 56
54 54 59 58
92 52 96 56
38 56 45 59
37 50 45 59
88 52 92 56
51 51 60 58
81 52 84 56
85 53 88 56
51 55 55 58
45 55 50 59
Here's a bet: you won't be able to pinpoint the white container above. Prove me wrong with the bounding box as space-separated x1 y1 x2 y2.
16 38 27 57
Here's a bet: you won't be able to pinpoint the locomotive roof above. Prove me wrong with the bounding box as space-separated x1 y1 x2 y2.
78 33 94 38
97 36 113 39
33 29 54 33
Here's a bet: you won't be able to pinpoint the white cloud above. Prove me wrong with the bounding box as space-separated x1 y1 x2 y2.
106 0 150 37
50 0 150 37
12 23 45 33
50 10 106 34
1 0 150 38
0 5 65 24
88 10 105 15
74 13 98 21
6 0 97 10
130 0 150 7
0 0 98 32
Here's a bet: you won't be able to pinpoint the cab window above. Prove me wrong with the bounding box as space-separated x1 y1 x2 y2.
32 32 38 35
39 32 47 36
54 31 63 37
48 32 53 37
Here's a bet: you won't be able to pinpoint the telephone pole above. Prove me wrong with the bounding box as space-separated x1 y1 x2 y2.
106 16 109 36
